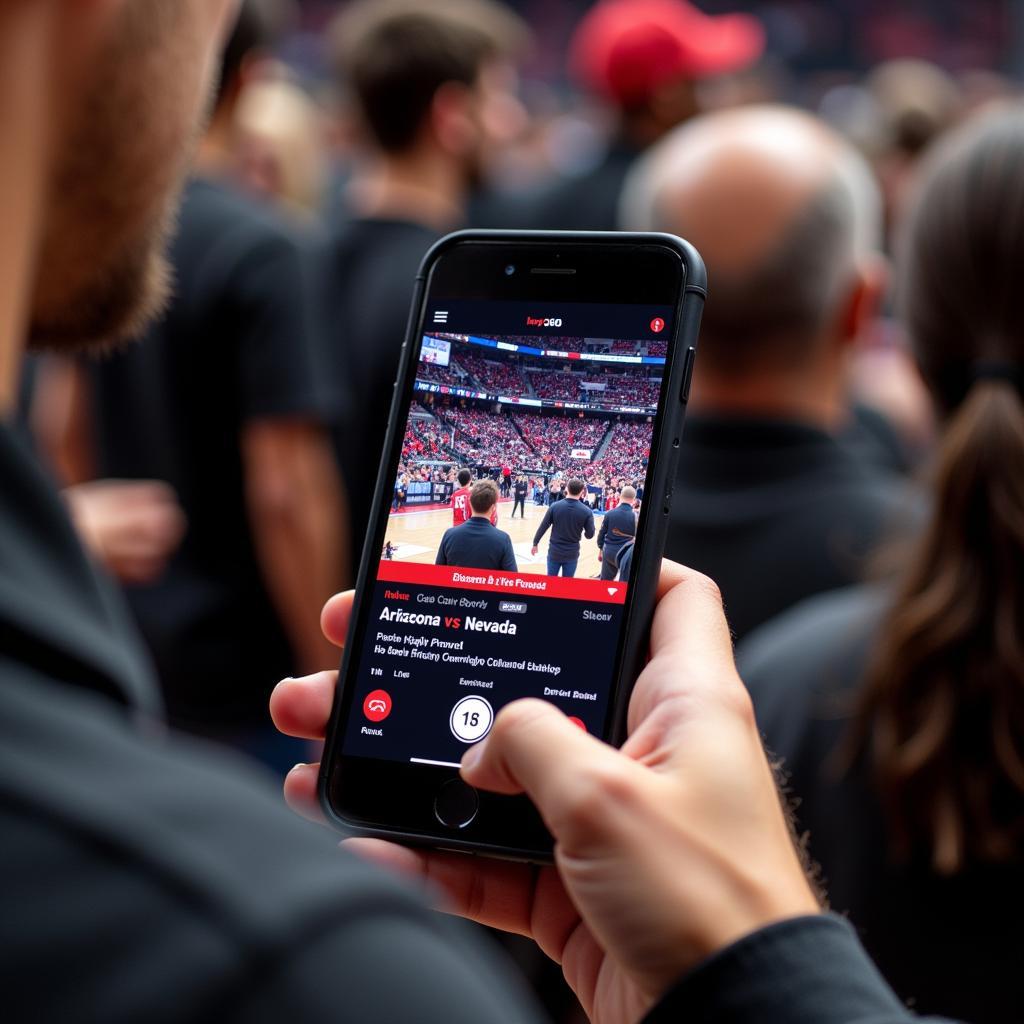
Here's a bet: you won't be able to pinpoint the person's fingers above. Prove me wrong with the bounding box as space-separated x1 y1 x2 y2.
654 558 689 600
625 565 750 750
282 762 325 823
461 699 643 845
345 838 578 958
270 671 336 739
321 591 355 647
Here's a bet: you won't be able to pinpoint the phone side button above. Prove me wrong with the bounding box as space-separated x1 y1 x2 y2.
680 346 697 403
434 778 480 830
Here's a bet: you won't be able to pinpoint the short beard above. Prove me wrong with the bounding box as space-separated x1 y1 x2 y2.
28 208 177 356
27 0 207 356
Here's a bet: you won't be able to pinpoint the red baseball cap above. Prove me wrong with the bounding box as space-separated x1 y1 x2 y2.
570 0 765 105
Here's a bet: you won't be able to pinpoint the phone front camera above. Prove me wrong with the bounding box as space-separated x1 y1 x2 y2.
504 265 516 276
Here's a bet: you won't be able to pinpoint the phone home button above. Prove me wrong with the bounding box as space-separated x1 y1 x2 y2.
434 779 479 830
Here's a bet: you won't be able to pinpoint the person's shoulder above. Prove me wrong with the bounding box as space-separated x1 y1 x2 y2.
329 217 438 266
738 584 889 716
1 672 433 974
186 177 305 247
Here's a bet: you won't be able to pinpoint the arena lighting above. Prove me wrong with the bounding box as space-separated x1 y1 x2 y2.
448 334 666 366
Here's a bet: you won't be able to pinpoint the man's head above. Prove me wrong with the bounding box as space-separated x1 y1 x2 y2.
27 1 238 355
330 0 526 187
457 468 473 487
619 486 637 505
469 479 499 516
215 0 286 111
622 105 885 420
569 0 763 145
566 479 586 499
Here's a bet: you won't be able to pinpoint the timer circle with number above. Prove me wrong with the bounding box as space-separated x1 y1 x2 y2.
450 695 494 743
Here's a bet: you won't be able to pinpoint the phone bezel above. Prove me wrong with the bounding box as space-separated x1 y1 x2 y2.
319 231 705 861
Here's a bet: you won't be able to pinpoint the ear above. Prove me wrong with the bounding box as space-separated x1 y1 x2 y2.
429 80 477 157
836 252 889 347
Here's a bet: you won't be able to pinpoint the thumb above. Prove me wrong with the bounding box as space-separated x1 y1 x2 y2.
461 699 634 838
628 562 740 732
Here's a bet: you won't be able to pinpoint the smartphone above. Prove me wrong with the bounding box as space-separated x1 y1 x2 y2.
319 230 705 860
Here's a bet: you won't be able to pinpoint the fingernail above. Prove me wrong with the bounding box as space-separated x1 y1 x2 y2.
291 762 307 772
278 676 295 686
461 742 485 773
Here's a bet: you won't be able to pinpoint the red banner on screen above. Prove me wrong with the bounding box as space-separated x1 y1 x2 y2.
376 560 628 604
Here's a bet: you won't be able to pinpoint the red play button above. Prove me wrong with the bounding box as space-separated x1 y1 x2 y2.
568 716 587 731
363 689 392 722
649 317 665 334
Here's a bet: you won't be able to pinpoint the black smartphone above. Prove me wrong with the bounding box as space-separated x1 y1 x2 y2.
319 230 705 860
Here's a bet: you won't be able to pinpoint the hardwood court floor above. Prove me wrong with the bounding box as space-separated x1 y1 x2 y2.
382 498 605 579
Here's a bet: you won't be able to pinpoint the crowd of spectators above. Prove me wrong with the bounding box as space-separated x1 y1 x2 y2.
583 375 661 406
414 358 467 385
400 413 455 462
590 421 653 481
513 412 611 468
457 352 530 396
402 402 651 484
434 406 533 465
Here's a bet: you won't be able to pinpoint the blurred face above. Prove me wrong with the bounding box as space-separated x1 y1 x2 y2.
29 0 237 353
459 59 527 189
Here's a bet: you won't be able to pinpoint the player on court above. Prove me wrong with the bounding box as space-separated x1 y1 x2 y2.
451 468 497 526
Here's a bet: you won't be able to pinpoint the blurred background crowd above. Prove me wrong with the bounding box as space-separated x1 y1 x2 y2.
16 1 1024 1021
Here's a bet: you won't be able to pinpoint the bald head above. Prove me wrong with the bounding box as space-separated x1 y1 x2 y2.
622 106 881 376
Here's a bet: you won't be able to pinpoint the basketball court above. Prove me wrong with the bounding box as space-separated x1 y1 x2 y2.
381 498 606 578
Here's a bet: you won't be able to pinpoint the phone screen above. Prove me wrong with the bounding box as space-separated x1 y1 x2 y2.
341 295 675 769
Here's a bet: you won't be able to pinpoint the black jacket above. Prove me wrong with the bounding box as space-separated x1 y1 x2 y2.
532 498 595 561
666 415 918 640
597 503 636 556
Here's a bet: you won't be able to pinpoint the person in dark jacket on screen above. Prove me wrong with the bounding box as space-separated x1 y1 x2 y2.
597 485 637 580
436 480 516 572
531 478 595 577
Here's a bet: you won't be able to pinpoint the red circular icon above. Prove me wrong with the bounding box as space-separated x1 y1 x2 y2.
649 317 665 334
363 689 392 722
567 716 587 731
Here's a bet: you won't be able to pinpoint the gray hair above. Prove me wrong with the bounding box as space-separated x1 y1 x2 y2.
620 112 882 372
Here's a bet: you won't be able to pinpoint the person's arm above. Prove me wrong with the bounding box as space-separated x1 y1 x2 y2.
272 565 944 1024
242 418 347 675
435 533 449 566
584 508 596 540
531 507 553 548
596 514 608 549
644 914 927 1024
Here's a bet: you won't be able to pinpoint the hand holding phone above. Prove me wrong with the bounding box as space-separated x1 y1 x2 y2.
318 231 705 859
271 563 821 1021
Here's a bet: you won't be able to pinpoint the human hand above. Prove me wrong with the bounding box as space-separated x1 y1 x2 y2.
531 546 538 557
65 479 186 584
270 563 819 1024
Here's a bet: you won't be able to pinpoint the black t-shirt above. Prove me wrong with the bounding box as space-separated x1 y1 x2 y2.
0 419 944 1024
516 143 640 232
739 587 1023 1023
88 177 334 728
666 415 919 641
319 217 439 570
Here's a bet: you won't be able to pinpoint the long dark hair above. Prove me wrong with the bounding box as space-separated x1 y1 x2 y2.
848 108 1024 873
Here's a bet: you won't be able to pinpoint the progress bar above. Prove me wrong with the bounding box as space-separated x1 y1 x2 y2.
411 757 461 768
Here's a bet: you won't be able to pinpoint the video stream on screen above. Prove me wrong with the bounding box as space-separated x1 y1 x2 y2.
378 331 665 585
